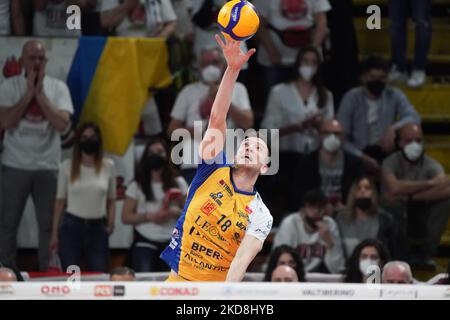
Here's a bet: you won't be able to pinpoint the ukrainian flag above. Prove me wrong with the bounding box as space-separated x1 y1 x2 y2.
67 36 172 155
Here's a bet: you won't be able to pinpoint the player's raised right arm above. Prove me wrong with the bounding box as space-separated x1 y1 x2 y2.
199 35 255 161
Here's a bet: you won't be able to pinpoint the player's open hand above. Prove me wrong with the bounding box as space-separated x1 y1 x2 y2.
215 34 256 71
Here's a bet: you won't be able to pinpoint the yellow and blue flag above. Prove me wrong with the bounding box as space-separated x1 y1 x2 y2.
67 36 172 155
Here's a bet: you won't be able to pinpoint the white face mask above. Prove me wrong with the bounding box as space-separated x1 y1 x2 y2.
298 65 317 82
322 134 341 153
403 141 423 162
201 65 222 83
359 258 379 276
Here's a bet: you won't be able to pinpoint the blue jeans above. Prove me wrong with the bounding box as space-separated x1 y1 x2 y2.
389 0 432 71
58 212 109 272
130 231 169 272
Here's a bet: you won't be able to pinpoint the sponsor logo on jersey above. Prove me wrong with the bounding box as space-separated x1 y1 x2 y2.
200 199 216 216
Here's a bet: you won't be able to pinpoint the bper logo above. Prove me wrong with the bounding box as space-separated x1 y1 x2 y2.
192 242 221 259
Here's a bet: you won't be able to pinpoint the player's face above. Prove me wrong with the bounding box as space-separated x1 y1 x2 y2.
235 137 269 174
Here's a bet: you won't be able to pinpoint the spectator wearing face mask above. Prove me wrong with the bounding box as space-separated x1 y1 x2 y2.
271 265 299 282
336 176 395 259
343 238 389 284
337 56 420 175
289 119 363 215
382 260 414 284
167 47 253 183
254 0 331 106
260 47 333 221
49 122 116 272
381 123 450 270
122 138 188 272
272 190 345 274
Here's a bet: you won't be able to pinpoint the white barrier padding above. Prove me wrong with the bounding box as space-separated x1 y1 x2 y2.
0 282 449 300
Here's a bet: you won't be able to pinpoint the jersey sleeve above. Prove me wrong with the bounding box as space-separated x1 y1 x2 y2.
245 193 273 243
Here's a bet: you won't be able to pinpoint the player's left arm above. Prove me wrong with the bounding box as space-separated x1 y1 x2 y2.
225 235 262 282
199 35 255 161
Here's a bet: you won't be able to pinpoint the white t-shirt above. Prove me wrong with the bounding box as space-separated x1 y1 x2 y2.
126 177 189 242
245 192 273 243
33 1 82 37
261 82 334 153
0 75 74 171
56 158 116 219
170 81 251 169
255 0 331 66
0 0 10 35
102 0 177 37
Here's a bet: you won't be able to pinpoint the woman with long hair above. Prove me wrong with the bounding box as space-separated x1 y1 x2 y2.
122 137 188 272
260 47 334 220
50 122 116 272
344 238 389 283
264 245 306 282
336 175 396 259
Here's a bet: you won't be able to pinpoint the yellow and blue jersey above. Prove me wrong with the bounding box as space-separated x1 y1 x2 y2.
160 152 273 281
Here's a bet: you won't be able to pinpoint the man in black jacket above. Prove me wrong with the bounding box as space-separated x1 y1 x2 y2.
289 119 363 215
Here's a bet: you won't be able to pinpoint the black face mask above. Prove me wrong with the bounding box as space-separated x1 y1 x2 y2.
79 139 100 155
354 198 372 211
146 154 166 170
366 80 386 97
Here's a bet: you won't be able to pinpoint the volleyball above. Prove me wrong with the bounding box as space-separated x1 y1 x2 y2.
217 0 260 41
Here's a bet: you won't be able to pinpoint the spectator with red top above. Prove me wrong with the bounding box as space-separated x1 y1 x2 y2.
122 137 188 272
0 40 73 271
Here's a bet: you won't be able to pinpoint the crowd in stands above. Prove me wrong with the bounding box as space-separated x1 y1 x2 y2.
0 0 449 285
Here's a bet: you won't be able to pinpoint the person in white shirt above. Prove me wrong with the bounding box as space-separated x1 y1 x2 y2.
167 46 253 183
0 40 73 271
261 46 334 155
255 0 331 105
122 137 188 272
50 122 116 272
260 46 333 223
272 189 345 274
